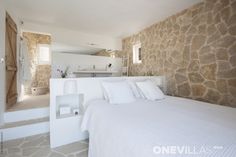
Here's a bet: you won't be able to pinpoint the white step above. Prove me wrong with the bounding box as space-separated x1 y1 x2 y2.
0 117 49 141
4 107 49 123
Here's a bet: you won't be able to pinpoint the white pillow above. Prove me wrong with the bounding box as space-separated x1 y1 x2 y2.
127 81 144 98
101 79 126 100
136 80 165 101
102 81 136 104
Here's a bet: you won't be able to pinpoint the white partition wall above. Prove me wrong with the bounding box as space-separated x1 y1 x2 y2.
50 76 166 148
51 53 123 78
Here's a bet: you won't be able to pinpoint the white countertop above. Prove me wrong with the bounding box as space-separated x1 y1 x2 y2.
73 70 119 74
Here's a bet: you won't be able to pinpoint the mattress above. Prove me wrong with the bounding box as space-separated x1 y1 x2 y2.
81 96 236 157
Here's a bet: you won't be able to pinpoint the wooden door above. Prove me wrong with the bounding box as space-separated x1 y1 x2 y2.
5 12 17 109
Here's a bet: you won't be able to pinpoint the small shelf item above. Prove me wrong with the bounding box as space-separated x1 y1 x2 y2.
59 104 72 115
73 108 80 116
56 94 82 119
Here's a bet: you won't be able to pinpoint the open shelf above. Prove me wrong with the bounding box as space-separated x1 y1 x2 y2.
56 113 80 119
55 94 82 119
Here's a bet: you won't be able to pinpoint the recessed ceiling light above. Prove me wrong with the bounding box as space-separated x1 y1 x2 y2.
87 43 97 46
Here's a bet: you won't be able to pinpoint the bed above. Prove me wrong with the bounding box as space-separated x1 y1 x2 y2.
81 96 236 157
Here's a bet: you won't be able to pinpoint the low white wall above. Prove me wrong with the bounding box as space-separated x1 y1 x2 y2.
50 76 166 107
52 52 123 78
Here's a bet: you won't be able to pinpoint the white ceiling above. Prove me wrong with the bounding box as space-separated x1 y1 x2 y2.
5 0 201 38
51 42 103 55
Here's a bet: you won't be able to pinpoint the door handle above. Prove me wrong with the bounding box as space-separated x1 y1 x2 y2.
0 57 4 63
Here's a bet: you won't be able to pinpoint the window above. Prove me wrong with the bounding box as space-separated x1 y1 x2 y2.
38 44 51 65
133 43 142 64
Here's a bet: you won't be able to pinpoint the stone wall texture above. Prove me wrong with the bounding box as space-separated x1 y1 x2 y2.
22 32 51 94
122 0 236 107
94 49 124 58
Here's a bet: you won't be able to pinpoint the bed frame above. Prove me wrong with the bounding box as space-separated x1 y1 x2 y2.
50 76 166 148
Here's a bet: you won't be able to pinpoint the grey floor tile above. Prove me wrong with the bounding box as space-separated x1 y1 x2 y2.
7 147 21 154
48 152 65 157
76 150 88 157
3 138 24 148
2 133 89 157
22 147 39 156
54 142 88 155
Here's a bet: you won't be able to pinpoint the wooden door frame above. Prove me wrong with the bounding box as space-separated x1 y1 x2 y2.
5 12 18 110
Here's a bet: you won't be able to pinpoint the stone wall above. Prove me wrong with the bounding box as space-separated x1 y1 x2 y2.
122 0 236 107
22 32 51 94
94 49 124 58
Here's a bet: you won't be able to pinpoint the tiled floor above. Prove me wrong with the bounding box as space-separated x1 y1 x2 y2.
7 94 49 112
0 133 88 157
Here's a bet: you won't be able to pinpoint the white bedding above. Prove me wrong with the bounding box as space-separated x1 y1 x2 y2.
81 96 236 157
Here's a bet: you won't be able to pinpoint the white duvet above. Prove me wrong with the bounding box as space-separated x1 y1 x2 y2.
81 96 236 157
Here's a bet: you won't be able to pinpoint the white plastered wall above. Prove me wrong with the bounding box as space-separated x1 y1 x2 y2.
0 0 6 125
